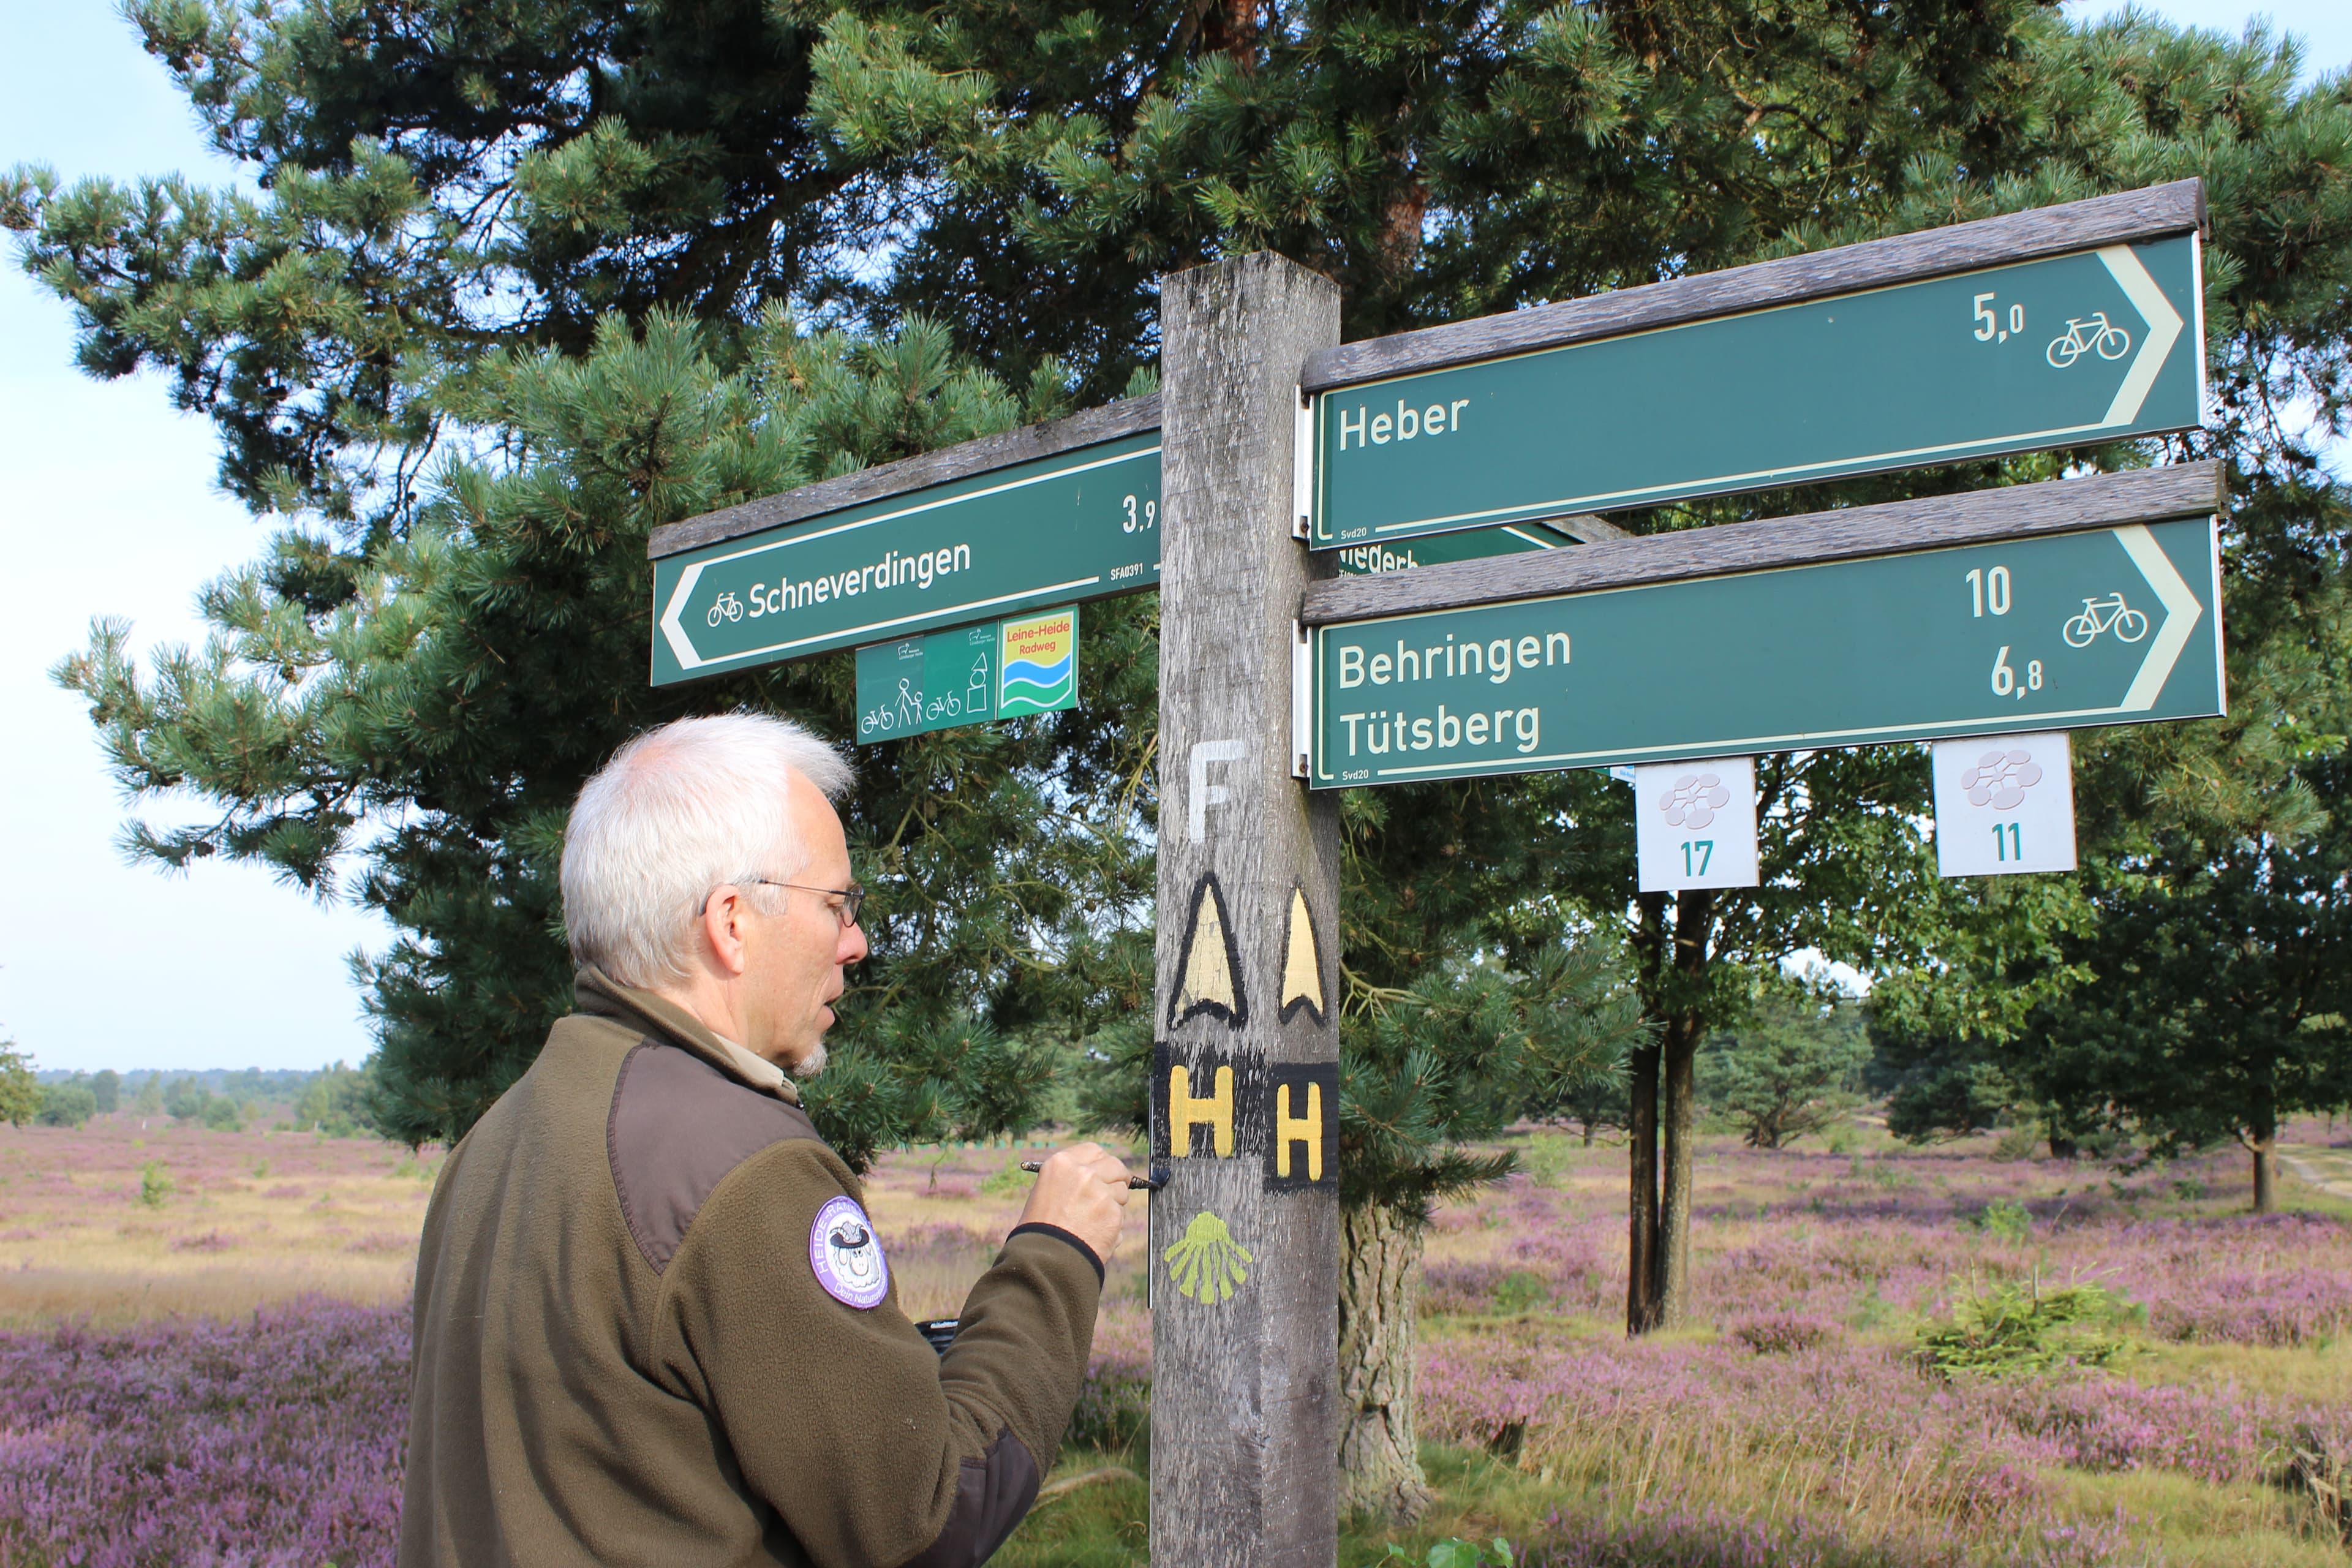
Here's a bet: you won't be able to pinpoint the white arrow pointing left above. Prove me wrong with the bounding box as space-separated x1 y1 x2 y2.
659 561 707 673
2097 246 2187 428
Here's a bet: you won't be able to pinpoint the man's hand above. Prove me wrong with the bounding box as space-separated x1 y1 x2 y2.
1016 1142 1132 1262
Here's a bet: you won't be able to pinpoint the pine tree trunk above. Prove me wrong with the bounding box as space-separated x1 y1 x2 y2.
2250 1109 2278 1214
1626 893 1667 1335
1653 890 1714 1332
1338 1202 1431 1526
1656 1016 1698 1329
1627 1039 1661 1333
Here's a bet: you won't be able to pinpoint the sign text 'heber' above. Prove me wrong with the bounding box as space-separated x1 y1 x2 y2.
1333 398 1472 451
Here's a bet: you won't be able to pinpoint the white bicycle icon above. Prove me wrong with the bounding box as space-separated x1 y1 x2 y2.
705 590 744 627
2046 312 2132 369
2063 592 2150 648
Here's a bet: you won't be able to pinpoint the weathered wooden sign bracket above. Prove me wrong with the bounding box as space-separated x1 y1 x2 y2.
1302 462 2223 625
1300 182 2206 392
650 395 1164 559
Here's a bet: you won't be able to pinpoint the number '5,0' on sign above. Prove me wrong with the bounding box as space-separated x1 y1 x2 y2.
1634 756 1761 893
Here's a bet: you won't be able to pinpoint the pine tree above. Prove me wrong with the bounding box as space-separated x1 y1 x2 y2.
1872 583 2352 1208
1699 992 1871 1151
46 306 1158 1147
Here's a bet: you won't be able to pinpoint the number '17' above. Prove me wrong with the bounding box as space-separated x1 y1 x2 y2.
1681 840 1714 876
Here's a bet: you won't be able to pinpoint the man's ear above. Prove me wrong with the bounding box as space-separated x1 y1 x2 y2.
699 888 753 979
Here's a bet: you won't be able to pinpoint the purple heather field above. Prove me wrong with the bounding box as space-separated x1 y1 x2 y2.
6 1119 2352 1565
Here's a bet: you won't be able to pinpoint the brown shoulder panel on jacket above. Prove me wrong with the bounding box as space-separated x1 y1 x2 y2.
896 1428 1041 1568
608 1039 822 1274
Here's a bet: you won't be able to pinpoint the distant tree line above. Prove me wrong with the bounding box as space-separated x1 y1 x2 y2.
0 1056 385 1137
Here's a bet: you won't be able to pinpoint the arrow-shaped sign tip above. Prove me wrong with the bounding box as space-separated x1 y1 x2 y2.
2097 246 2187 429
2114 522 2203 711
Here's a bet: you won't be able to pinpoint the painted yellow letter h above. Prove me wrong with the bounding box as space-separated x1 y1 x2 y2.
1275 1082 1322 1180
1168 1064 1235 1157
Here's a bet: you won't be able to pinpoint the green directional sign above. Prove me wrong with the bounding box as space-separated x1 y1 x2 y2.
853 607 1082 742
650 429 1588 684
653 432 1159 685
854 621 1002 741
1308 517 2223 788
1309 236 2203 546
1329 521 1578 575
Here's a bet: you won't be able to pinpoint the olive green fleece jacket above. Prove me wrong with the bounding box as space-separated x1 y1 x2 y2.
399 968 1103 1567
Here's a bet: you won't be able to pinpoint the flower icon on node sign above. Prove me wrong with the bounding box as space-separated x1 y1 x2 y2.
1961 748 2043 810
1659 772 1732 831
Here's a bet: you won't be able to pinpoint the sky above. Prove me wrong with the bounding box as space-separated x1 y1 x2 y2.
0 0 2345 1075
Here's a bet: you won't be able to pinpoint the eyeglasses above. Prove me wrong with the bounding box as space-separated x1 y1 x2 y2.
735 878 865 930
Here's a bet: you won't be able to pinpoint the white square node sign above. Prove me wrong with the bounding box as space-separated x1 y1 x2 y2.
1931 732 2077 877
1635 756 1760 892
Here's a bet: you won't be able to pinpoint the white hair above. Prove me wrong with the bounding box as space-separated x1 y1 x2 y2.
562 712 854 987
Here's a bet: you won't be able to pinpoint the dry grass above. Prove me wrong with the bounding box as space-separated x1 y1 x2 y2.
2051 1470 2348 1568
0 1118 1137 1329
859 1142 1149 1321
17 1104 2352 1566
1394 1115 2352 1566
2129 1333 2352 1405
0 1114 435 1327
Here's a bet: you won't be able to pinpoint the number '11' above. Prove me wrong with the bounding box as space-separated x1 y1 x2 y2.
1681 840 1714 876
1991 823 2023 862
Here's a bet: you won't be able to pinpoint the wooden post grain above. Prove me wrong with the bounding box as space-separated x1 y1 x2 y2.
1152 253 1343 1566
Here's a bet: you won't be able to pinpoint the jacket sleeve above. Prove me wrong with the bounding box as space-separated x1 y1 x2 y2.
654 1139 1102 1568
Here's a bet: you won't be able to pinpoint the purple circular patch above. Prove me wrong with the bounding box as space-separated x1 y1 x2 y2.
809 1195 889 1309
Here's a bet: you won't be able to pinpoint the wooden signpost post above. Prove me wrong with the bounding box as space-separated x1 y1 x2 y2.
1151 254 1344 1567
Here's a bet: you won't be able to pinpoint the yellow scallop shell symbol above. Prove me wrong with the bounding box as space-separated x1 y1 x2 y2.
1164 1210 1253 1305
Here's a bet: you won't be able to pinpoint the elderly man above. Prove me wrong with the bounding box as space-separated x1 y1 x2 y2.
401 712 1131 1567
